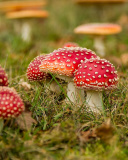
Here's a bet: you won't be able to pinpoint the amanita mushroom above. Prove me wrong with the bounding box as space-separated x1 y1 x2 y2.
27 54 61 94
0 87 25 131
0 65 8 86
39 47 98 104
63 42 79 48
74 58 118 113
74 23 122 57
0 0 47 12
6 10 49 42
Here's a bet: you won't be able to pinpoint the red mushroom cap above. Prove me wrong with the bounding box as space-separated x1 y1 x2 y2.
0 87 25 119
63 42 79 48
27 54 51 81
39 47 98 77
0 65 8 86
74 58 118 90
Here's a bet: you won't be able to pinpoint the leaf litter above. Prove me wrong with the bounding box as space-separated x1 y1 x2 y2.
77 119 116 145
16 112 37 130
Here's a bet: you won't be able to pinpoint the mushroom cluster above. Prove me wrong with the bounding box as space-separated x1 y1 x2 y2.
38 46 118 113
39 47 98 104
26 45 118 114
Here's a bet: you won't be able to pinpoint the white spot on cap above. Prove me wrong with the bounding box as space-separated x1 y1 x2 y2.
104 74 107 78
89 67 92 71
66 59 70 62
98 75 101 78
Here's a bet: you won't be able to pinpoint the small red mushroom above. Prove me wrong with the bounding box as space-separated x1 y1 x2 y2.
0 87 25 131
27 54 50 81
0 65 8 86
27 54 61 93
63 42 79 48
74 58 118 112
40 47 98 103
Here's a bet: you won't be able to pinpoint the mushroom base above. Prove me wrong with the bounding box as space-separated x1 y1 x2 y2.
56 75 85 104
45 79 61 94
66 81 85 104
86 90 103 113
48 80 61 94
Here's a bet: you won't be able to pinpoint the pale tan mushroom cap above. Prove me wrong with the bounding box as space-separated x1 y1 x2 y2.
75 0 126 4
0 1 46 12
74 23 122 35
6 10 49 19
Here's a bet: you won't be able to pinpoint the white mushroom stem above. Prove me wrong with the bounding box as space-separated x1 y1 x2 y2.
67 81 85 104
13 20 31 42
86 90 103 113
21 22 31 42
44 79 61 94
94 36 105 57
56 75 85 104
0 119 4 132
48 80 61 94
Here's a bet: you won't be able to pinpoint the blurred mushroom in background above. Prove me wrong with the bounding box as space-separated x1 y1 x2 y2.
0 0 48 42
0 1 47 12
6 10 49 42
74 23 122 57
